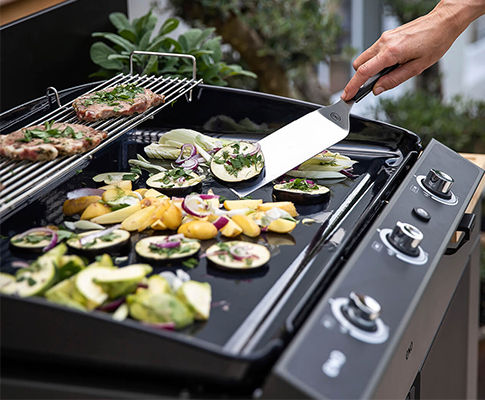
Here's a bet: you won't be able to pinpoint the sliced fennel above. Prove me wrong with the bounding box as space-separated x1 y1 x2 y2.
287 151 357 179
128 154 166 174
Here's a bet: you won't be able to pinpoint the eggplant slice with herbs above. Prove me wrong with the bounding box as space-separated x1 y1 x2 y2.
135 235 200 261
210 142 264 183
273 179 330 204
146 167 204 196
205 241 271 270
66 229 130 256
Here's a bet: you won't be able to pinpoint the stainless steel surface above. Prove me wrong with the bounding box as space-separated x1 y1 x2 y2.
0 72 202 221
348 291 381 321
388 221 423 256
46 87 61 108
423 168 454 198
233 99 353 198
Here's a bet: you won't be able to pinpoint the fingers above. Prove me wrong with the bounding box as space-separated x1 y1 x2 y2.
372 59 424 94
342 52 397 101
352 42 379 71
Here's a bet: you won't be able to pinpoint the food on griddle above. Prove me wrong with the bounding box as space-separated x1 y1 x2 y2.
63 195 103 216
66 228 131 255
250 208 298 234
231 214 261 237
210 142 264 183
92 203 142 224
135 234 200 261
287 150 357 180
73 84 164 122
176 281 211 320
81 202 111 220
273 179 330 204
223 199 263 210
178 220 218 240
0 121 107 161
146 167 204 196
93 172 140 184
10 228 57 252
205 241 271 270
257 201 298 217
93 264 153 300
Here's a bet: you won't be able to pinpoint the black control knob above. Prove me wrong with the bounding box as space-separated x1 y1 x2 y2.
422 169 454 199
341 292 381 332
387 221 423 256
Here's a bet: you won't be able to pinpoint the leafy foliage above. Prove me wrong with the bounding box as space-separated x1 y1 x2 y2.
383 0 438 24
377 91 485 152
90 11 256 85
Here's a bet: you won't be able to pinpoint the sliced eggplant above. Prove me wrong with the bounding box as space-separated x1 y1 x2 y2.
146 168 203 196
210 142 264 183
205 241 270 270
273 179 330 204
93 172 139 184
66 229 130 255
10 228 58 253
135 235 201 261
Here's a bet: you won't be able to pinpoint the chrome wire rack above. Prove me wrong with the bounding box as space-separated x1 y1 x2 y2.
0 52 203 222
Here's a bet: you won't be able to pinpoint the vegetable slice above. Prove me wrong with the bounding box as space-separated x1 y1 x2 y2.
146 168 204 196
66 229 130 255
205 241 270 270
273 179 330 204
176 281 211 320
93 172 140 184
135 235 200 261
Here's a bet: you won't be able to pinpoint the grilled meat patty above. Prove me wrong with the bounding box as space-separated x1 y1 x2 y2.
0 122 107 161
73 84 164 122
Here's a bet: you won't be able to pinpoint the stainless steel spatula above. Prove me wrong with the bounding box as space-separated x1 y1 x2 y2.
232 65 398 198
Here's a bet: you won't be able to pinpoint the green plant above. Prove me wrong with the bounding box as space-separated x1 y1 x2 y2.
90 11 256 86
377 91 485 152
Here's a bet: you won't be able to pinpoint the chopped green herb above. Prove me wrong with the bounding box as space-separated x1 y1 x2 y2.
280 178 320 192
182 257 198 269
83 84 144 107
27 277 37 286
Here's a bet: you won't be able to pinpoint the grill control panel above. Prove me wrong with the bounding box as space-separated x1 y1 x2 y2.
265 140 483 399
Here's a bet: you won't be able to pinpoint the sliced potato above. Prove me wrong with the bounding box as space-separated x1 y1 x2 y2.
81 202 111 220
258 201 298 217
102 188 127 203
151 219 168 230
220 218 243 238
91 203 141 225
63 196 102 216
178 220 217 240
267 218 297 233
99 180 132 191
162 204 183 230
224 199 263 210
121 205 157 232
231 214 261 237
143 188 167 198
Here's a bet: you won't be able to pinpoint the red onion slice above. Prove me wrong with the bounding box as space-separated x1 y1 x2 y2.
247 142 261 156
182 194 211 218
229 244 253 260
175 144 197 164
180 157 198 171
67 188 105 199
97 297 125 312
17 227 58 252
11 260 30 269
340 169 358 179
150 240 181 249
213 216 229 230
199 194 219 200
79 224 122 246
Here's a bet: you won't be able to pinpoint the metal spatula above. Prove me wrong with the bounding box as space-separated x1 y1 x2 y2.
233 65 398 198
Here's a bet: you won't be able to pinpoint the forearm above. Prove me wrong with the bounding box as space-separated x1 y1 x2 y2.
433 0 485 35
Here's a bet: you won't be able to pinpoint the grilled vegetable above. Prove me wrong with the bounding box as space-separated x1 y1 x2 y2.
210 142 264 183
63 196 102 216
127 290 194 329
177 220 218 240
146 168 204 196
93 172 140 184
223 199 262 210
273 179 330 204
93 264 152 299
205 241 270 270
66 229 130 255
91 203 142 224
257 201 298 217
45 277 86 311
135 235 200 261
75 266 115 309
176 281 211 320
10 228 57 252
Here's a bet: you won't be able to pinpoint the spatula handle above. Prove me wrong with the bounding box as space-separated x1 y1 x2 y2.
351 64 399 103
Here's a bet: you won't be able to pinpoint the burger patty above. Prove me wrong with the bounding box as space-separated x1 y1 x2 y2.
73 84 164 122
0 122 107 161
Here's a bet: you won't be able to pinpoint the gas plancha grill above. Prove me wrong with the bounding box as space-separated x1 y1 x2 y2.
0 64 483 399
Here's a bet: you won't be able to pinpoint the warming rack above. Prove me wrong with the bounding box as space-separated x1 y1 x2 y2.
0 52 203 222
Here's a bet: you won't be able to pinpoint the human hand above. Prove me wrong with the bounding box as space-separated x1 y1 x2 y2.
341 0 485 101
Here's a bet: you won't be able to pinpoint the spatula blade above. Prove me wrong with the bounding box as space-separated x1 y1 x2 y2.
232 99 351 198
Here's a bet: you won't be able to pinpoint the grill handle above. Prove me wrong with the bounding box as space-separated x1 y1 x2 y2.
351 64 399 103
129 51 197 101
445 213 476 255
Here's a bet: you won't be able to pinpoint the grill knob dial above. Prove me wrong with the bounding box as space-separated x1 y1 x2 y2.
423 169 454 199
341 292 381 332
387 221 423 256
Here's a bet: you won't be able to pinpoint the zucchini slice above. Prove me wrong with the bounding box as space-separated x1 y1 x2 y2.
273 179 329 204
1 262 57 297
205 241 270 270
135 236 200 261
210 142 264 183
146 168 203 196
66 229 130 255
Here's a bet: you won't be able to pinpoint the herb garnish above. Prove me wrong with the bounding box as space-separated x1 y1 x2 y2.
156 168 194 186
213 143 263 177
82 84 144 107
20 121 85 143
148 240 194 257
280 178 320 192
182 257 198 269
84 232 120 248
12 233 50 244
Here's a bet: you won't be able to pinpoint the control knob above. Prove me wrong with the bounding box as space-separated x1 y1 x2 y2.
387 221 423 256
422 169 454 199
341 292 381 332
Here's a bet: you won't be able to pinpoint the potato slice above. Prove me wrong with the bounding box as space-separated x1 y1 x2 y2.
231 214 261 237
151 219 168 230
92 203 141 224
258 201 298 217
63 196 102 216
267 218 297 233
178 220 217 240
80 202 111 220
223 199 263 210
220 218 243 238
121 205 157 232
99 180 132 191
162 204 183 230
